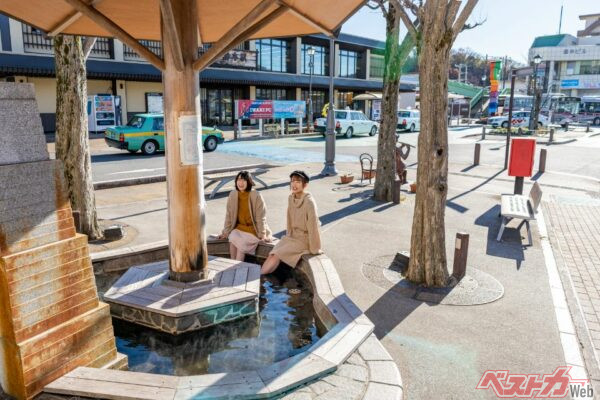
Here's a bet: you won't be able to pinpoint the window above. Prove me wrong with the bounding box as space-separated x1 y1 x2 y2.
398 111 411 118
339 50 359 78
301 89 326 118
370 54 385 79
351 112 360 120
335 111 348 119
301 44 327 75
127 116 145 128
256 39 289 72
152 118 164 131
579 61 600 75
336 91 354 109
256 88 290 100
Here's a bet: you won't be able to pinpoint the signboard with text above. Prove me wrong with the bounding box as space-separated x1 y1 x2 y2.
236 100 274 119
273 101 306 119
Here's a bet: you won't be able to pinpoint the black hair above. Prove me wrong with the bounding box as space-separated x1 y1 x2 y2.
235 170 254 192
290 170 310 184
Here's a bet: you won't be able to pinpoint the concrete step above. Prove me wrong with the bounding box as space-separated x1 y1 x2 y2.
0 133 49 165
6 245 89 284
0 159 59 179
0 202 70 226
3 217 74 248
1 226 76 257
2 234 87 271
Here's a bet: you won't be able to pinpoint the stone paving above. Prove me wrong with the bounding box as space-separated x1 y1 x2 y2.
543 196 600 390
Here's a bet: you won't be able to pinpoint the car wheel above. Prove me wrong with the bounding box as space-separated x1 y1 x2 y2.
127 149 138 154
410 123 416 132
345 127 353 139
141 140 158 155
204 136 218 152
369 126 377 136
501 121 509 129
594 117 600 126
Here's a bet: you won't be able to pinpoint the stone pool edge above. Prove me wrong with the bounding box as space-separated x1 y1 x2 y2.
44 241 403 399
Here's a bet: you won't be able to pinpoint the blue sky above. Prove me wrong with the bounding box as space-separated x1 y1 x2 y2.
342 0 599 63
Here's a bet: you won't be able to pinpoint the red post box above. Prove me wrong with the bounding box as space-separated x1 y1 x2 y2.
508 138 536 177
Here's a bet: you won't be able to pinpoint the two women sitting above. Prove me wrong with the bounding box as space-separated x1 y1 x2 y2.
219 170 322 275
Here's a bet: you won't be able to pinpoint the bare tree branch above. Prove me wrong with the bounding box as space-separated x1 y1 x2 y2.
366 0 388 16
400 0 419 16
445 0 460 30
462 17 486 31
82 37 96 60
392 0 418 40
452 0 479 40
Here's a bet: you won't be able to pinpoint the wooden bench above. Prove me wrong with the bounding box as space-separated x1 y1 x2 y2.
204 168 269 199
497 182 543 246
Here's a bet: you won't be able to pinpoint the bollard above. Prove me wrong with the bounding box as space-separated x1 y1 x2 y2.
587 122 591 133
452 232 469 280
564 122 569 132
549 128 554 144
539 148 547 173
392 178 402 204
473 143 481 165
518 127 523 135
482 126 486 140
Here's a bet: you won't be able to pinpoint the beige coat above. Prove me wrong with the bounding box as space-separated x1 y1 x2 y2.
222 190 272 239
271 192 322 267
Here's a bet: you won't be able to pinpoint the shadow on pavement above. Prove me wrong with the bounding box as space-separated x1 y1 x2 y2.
91 152 164 163
446 169 504 214
474 205 525 270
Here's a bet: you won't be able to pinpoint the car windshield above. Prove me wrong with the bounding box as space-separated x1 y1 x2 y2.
398 111 411 118
127 116 145 128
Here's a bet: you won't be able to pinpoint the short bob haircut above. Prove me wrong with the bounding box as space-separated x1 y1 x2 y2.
289 170 310 184
235 170 254 192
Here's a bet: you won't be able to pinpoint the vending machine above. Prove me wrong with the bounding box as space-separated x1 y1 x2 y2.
87 94 120 132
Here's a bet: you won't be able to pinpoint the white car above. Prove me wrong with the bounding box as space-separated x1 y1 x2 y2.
397 109 420 132
488 111 548 129
314 110 379 138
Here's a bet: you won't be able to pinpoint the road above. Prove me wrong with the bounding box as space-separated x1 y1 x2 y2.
89 127 600 182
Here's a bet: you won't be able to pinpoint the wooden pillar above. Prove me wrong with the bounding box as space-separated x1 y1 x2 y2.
161 0 207 281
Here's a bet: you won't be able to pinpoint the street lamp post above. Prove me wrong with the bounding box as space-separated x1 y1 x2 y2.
321 37 337 176
307 46 315 132
529 54 542 131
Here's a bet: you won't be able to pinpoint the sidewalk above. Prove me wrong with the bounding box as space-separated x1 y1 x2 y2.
91 160 599 399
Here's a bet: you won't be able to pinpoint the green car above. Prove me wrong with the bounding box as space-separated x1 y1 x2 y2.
104 113 225 155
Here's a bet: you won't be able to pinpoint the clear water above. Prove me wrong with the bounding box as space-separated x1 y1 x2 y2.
113 268 320 375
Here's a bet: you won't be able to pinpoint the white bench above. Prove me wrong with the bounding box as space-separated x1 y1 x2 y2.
497 182 543 246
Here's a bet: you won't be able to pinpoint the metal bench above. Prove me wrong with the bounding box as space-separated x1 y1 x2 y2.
204 168 269 199
497 182 543 245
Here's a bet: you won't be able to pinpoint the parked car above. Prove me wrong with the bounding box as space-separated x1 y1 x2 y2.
104 113 224 155
397 109 420 132
488 111 549 129
313 110 379 138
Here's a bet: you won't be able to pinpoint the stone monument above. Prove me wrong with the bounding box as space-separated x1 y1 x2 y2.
0 82 124 399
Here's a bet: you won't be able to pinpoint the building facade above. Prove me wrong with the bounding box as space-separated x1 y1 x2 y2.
0 15 415 132
529 13 600 97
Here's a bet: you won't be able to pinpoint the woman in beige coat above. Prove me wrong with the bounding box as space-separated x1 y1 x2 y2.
218 171 272 261
261 170 322 275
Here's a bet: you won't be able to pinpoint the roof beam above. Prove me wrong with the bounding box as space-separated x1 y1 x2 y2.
193 0 279 70
278 0 334 37
48 0 102 37
61 0 165 70
159 0 184 71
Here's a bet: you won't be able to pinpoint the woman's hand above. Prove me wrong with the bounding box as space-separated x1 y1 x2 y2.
261 235 272 243
218 233 227 240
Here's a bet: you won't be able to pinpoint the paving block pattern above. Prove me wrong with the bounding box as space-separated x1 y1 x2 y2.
0 140 120 398
543 198 600 389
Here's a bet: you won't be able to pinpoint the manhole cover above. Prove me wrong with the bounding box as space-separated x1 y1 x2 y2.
362 254 504 306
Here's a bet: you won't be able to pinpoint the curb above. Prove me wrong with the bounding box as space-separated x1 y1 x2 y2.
228 132 323 142
93 163 280 190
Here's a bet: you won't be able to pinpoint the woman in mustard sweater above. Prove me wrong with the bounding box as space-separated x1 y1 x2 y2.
219 171 272 261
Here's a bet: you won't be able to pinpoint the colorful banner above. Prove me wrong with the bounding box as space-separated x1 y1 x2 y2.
488 61 502 116
236 100 274 119
273 101 306 119
235 100 306 119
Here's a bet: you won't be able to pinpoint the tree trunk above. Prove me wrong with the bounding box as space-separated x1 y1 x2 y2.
406 1 453 287
54 35 102 240
374 5 415 202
